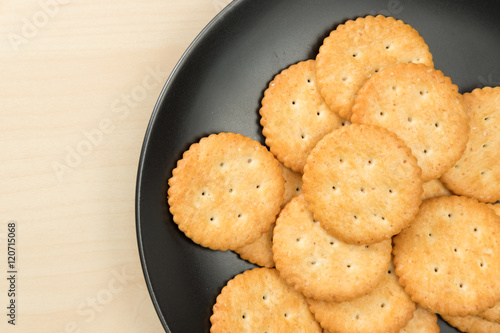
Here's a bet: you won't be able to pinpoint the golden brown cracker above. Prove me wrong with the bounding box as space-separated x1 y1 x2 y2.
422 179 451 200
260 59 346 172
307 263 416 333
302 124 423 245
273 195 392 302
441 86 500 203
351 63 469 182
442 314 500 333
234 164 303 267
316 15 433 120
210 267 322 332
393 195 500 316
399 306 440 333
168 132 284 251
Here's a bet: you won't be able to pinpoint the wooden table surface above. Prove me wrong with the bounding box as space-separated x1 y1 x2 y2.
0 1 231 331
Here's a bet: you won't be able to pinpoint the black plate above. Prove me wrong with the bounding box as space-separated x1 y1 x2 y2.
136 0 500 332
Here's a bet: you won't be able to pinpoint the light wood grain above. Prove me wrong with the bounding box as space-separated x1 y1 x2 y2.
0 0 231 331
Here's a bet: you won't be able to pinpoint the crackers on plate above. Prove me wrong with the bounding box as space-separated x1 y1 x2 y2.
260 59 346 173
165 13 500 332
316 15 433 120
351 63 469 182
272 194 392 302
234 163 303 268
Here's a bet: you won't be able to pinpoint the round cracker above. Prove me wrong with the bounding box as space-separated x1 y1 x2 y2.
168 132 284 251
422 179 451 201
393 195 500 316
399 306 440 333
441 86 500 203
442 314 500 333
260 59 347 173
234 164 303 267
351 63 469 182
302 124 423 245
210 267 322 332
273 194 392 302
316 15 433 120
307 263 416 333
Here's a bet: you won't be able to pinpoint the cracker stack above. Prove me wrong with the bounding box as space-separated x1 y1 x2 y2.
167 15 500 333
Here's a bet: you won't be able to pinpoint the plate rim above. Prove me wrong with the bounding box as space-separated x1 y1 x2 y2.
134 1 240 331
